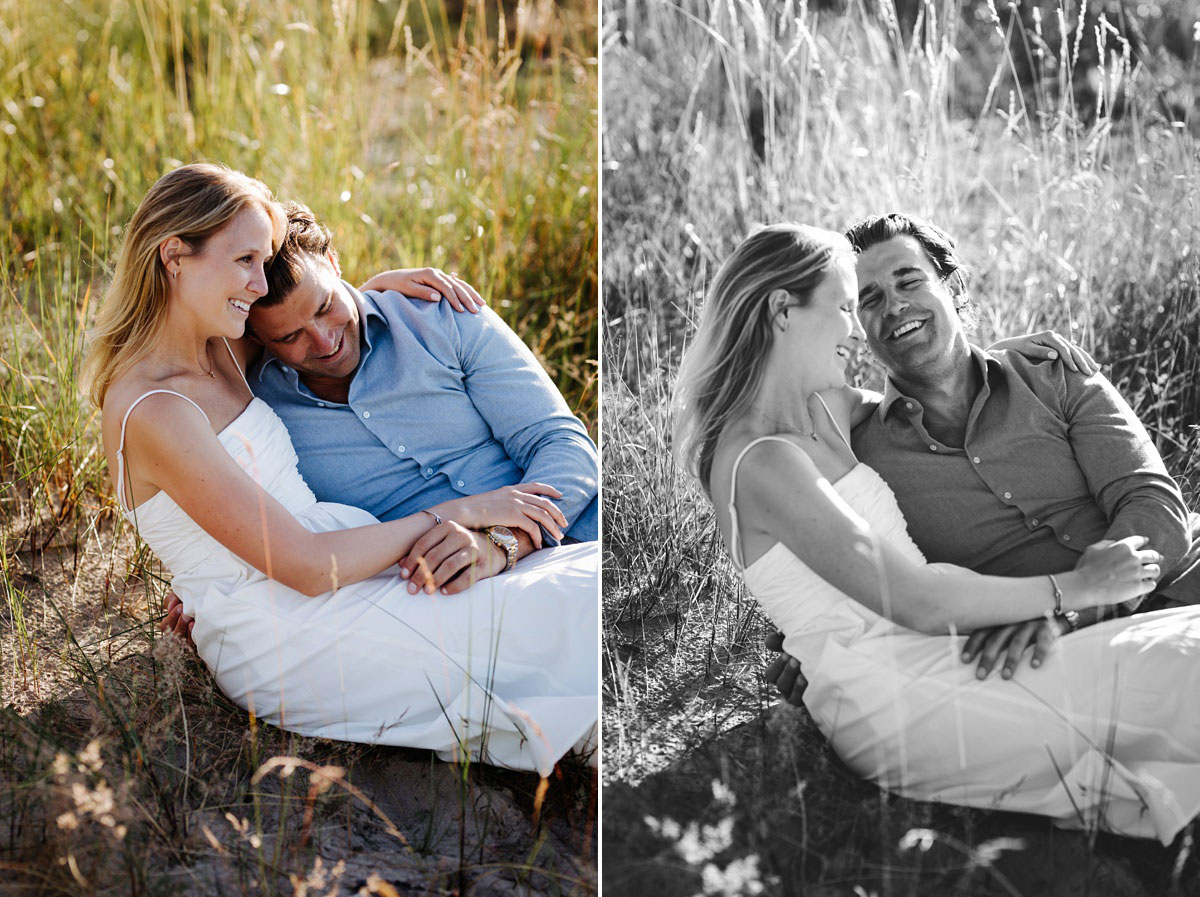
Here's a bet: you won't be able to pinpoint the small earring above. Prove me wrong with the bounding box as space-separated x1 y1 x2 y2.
172 268 178 280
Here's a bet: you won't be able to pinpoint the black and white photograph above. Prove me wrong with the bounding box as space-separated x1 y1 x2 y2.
602 1 1200 894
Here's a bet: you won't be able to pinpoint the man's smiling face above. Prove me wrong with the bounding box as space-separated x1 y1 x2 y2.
248 250 362 383
855 234 967 377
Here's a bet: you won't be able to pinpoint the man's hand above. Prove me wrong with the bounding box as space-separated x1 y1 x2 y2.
764 631 808 707
398 521 508 595
159 590 196 651
961 617 1064 680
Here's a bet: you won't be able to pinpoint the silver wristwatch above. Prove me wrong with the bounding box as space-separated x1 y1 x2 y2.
485 525 518 572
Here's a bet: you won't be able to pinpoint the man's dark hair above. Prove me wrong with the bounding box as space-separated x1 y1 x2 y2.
844 212 979 329
259 201 340 308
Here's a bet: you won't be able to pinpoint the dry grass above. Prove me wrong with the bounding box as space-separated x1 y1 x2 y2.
1 0 597 893
602 1 1200 894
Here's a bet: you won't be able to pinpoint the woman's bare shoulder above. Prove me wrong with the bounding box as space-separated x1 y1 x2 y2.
102 368 207 445
711 424 821 503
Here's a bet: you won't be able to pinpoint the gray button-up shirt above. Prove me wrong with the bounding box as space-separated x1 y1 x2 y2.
852 346 1198 603
250 282 598 541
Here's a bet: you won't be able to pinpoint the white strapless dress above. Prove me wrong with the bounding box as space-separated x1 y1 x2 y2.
125 398 598 777
743 462 1200 844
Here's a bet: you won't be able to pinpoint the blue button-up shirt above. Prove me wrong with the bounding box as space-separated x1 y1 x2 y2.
250 282 598 541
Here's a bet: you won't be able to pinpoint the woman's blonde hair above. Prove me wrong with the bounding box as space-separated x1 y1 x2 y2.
83 162 286 407
673 223 851 491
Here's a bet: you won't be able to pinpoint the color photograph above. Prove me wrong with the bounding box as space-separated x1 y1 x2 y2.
602 1 1200 894
1 1 598 894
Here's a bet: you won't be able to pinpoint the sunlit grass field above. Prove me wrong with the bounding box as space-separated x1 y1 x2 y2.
602 1 1200 894
0 0 597 892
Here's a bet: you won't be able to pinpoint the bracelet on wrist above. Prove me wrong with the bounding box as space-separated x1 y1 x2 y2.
1046 573 1078 631
1047 573 1064 615
422 509 443 526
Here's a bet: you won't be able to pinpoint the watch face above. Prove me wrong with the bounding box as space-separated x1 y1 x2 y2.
490 525 517 547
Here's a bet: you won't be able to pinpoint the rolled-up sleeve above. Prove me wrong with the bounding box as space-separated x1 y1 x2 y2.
1061 368 1191 568
452 307 599 542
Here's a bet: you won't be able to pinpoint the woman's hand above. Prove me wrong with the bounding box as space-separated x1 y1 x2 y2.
358 267 485 313
397 521 507 595
988 329 1099 374
1067 536 1161 609
433 483 567 546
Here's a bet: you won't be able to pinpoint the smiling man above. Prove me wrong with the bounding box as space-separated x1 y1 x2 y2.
246 203 598 575
852 213 1199 675
767 212 1199 693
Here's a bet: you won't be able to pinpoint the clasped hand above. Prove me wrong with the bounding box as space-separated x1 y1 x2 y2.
398 482 568 595
765 535 1163 700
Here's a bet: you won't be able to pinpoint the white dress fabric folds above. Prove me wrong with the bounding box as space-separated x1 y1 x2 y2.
734 444 1200 844
122 395 598 777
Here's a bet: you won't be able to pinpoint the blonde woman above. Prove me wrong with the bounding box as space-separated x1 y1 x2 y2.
88 163 597 775
674 223 1200 842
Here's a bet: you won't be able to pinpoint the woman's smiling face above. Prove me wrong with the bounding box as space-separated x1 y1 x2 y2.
784 252 864 391
172 204 276 338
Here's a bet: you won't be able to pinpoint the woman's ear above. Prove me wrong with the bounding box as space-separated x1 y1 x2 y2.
159 236 186 276
772 289 792 321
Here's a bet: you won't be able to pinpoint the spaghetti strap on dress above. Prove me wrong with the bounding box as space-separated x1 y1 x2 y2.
115 390 210 512
727 392 850 571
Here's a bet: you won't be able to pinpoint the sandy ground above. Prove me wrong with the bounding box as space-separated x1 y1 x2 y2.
1 521 596 895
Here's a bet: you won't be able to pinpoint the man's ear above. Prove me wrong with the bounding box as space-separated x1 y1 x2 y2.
326 249 342 277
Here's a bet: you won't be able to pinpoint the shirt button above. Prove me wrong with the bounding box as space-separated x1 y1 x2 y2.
1003 491 1012 500
929 445 937 452
425 467 433 476
456 479 465 487
1063 534 1072 542
906 402 914 410
1031 518 1039 527
397 445 406 453
362 411 370 419
317 402 326 407
972 456 981 464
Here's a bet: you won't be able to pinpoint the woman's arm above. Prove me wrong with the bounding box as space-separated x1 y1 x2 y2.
987 330 1099 374
124 396 564 597
358 268 485 313
737 440 1158 634
126 396 434 596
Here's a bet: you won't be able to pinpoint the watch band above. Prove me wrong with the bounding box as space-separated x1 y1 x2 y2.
486 526 517 572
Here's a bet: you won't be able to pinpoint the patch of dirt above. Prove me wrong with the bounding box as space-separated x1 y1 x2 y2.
1 530 596 895
603 704 1198 897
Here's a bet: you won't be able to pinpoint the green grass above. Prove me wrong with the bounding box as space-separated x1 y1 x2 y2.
602 0 1200 894
1 0 597 892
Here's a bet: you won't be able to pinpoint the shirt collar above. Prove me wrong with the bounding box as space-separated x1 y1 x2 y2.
875 343 1001 422
255 279 384 381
